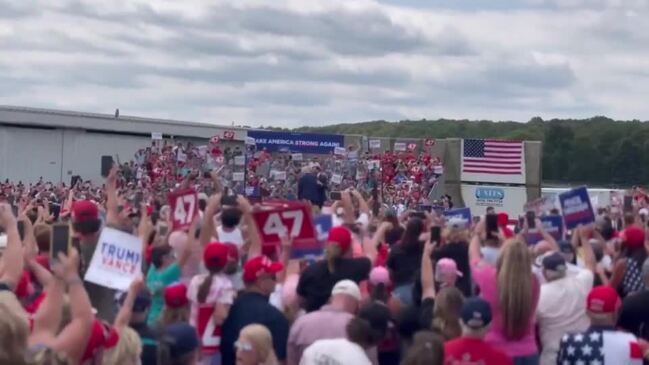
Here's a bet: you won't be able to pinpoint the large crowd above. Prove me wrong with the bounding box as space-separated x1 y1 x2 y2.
0 139 649 365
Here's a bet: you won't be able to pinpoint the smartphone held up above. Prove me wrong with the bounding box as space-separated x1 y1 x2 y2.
50 223 70 263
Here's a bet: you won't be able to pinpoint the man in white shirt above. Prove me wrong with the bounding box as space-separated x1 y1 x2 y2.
216 206 244 249
300 302 389 365
537 234 596 365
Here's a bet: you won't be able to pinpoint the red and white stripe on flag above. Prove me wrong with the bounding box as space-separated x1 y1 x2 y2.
461 138 526 184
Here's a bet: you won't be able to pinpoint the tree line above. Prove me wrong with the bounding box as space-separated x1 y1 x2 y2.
285 116 649 187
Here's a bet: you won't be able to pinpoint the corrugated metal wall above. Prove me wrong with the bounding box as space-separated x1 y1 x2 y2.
0 126 64 183
0 126 244 184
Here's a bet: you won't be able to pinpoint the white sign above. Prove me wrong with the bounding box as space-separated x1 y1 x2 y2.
234 156 246 166
197 145 208 157
291 153 303 161
151 132 163 140
334 147 347 156
84 228 143 291
271 170 287 180
176 151 187 163
369 140 381 149
461 184 528 218
232 172 245 181
393 142 406 152
367 160 381 170
245 137 256 145
331 174 343 184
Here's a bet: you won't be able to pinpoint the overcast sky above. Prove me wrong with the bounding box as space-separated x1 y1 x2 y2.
1 0 648 127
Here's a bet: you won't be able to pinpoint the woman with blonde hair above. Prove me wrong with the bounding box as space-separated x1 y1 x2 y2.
470 219 540 364
235 324 279 365
103 327 142 365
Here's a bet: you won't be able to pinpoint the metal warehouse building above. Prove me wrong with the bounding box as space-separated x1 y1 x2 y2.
0 106 246 184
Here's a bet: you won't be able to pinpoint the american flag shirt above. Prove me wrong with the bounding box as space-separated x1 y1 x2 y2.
556 326 643 365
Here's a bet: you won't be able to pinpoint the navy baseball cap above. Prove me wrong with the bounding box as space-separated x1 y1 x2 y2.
163 323 199 359
542 252 567 273
461 297 492 329
119 288 152 312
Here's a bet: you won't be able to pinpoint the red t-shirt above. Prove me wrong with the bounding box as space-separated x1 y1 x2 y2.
444 337 513 365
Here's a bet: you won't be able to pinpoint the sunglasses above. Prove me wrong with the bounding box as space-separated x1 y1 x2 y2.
234 341 253 352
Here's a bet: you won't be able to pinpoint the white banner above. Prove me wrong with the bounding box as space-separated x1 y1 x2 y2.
394 142 406 152
232 172 245 181
369 140 381 149
331 174 343 184
234 156 246 166
245 136 256 145
151 132 163 140
334 147 347 156
291 153 303 161
271 170 286 180
461 184 528 218
84 228 143 291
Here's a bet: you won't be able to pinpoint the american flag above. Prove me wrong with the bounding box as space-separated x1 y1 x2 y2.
557 328 643 364
462 139 523 175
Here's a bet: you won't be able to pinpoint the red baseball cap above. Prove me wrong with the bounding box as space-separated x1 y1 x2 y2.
164 283 189 309
203 242 229 270
224 243 240 262
73 200 99 223
242 256 283 283
81 319 119 362
587 286 621 314
497 213 509 227
327 226 352 253
621 226 645 249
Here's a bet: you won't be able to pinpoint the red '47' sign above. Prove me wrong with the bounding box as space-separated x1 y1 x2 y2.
251 201 316 250
223 130 235 140
168 188 198 231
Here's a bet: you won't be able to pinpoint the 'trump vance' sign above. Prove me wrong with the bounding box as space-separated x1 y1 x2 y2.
559 186 595 229
247 130 344 154
84 227 143 291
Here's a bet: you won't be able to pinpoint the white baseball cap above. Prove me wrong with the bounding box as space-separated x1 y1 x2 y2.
331 280 361 301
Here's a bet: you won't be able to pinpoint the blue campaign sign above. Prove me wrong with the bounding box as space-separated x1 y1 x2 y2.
247 130 344 154
291 214 330 259
443 207 471 227
559 186 595 229
525 215 563 244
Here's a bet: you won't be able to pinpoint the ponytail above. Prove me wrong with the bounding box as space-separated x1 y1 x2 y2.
197 273 215 304
326 245 342 273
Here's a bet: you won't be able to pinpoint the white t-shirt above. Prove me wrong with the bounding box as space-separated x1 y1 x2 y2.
332 212 369 229
216 226 244 248
537 267 594 365
300 338 372 365
187 273 235 328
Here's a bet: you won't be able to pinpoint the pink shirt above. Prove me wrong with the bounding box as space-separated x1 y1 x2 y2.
187 273 235 328
169 231 202 284
472 259 540 357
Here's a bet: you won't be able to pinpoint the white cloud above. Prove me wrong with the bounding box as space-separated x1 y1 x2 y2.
0 0 647 127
